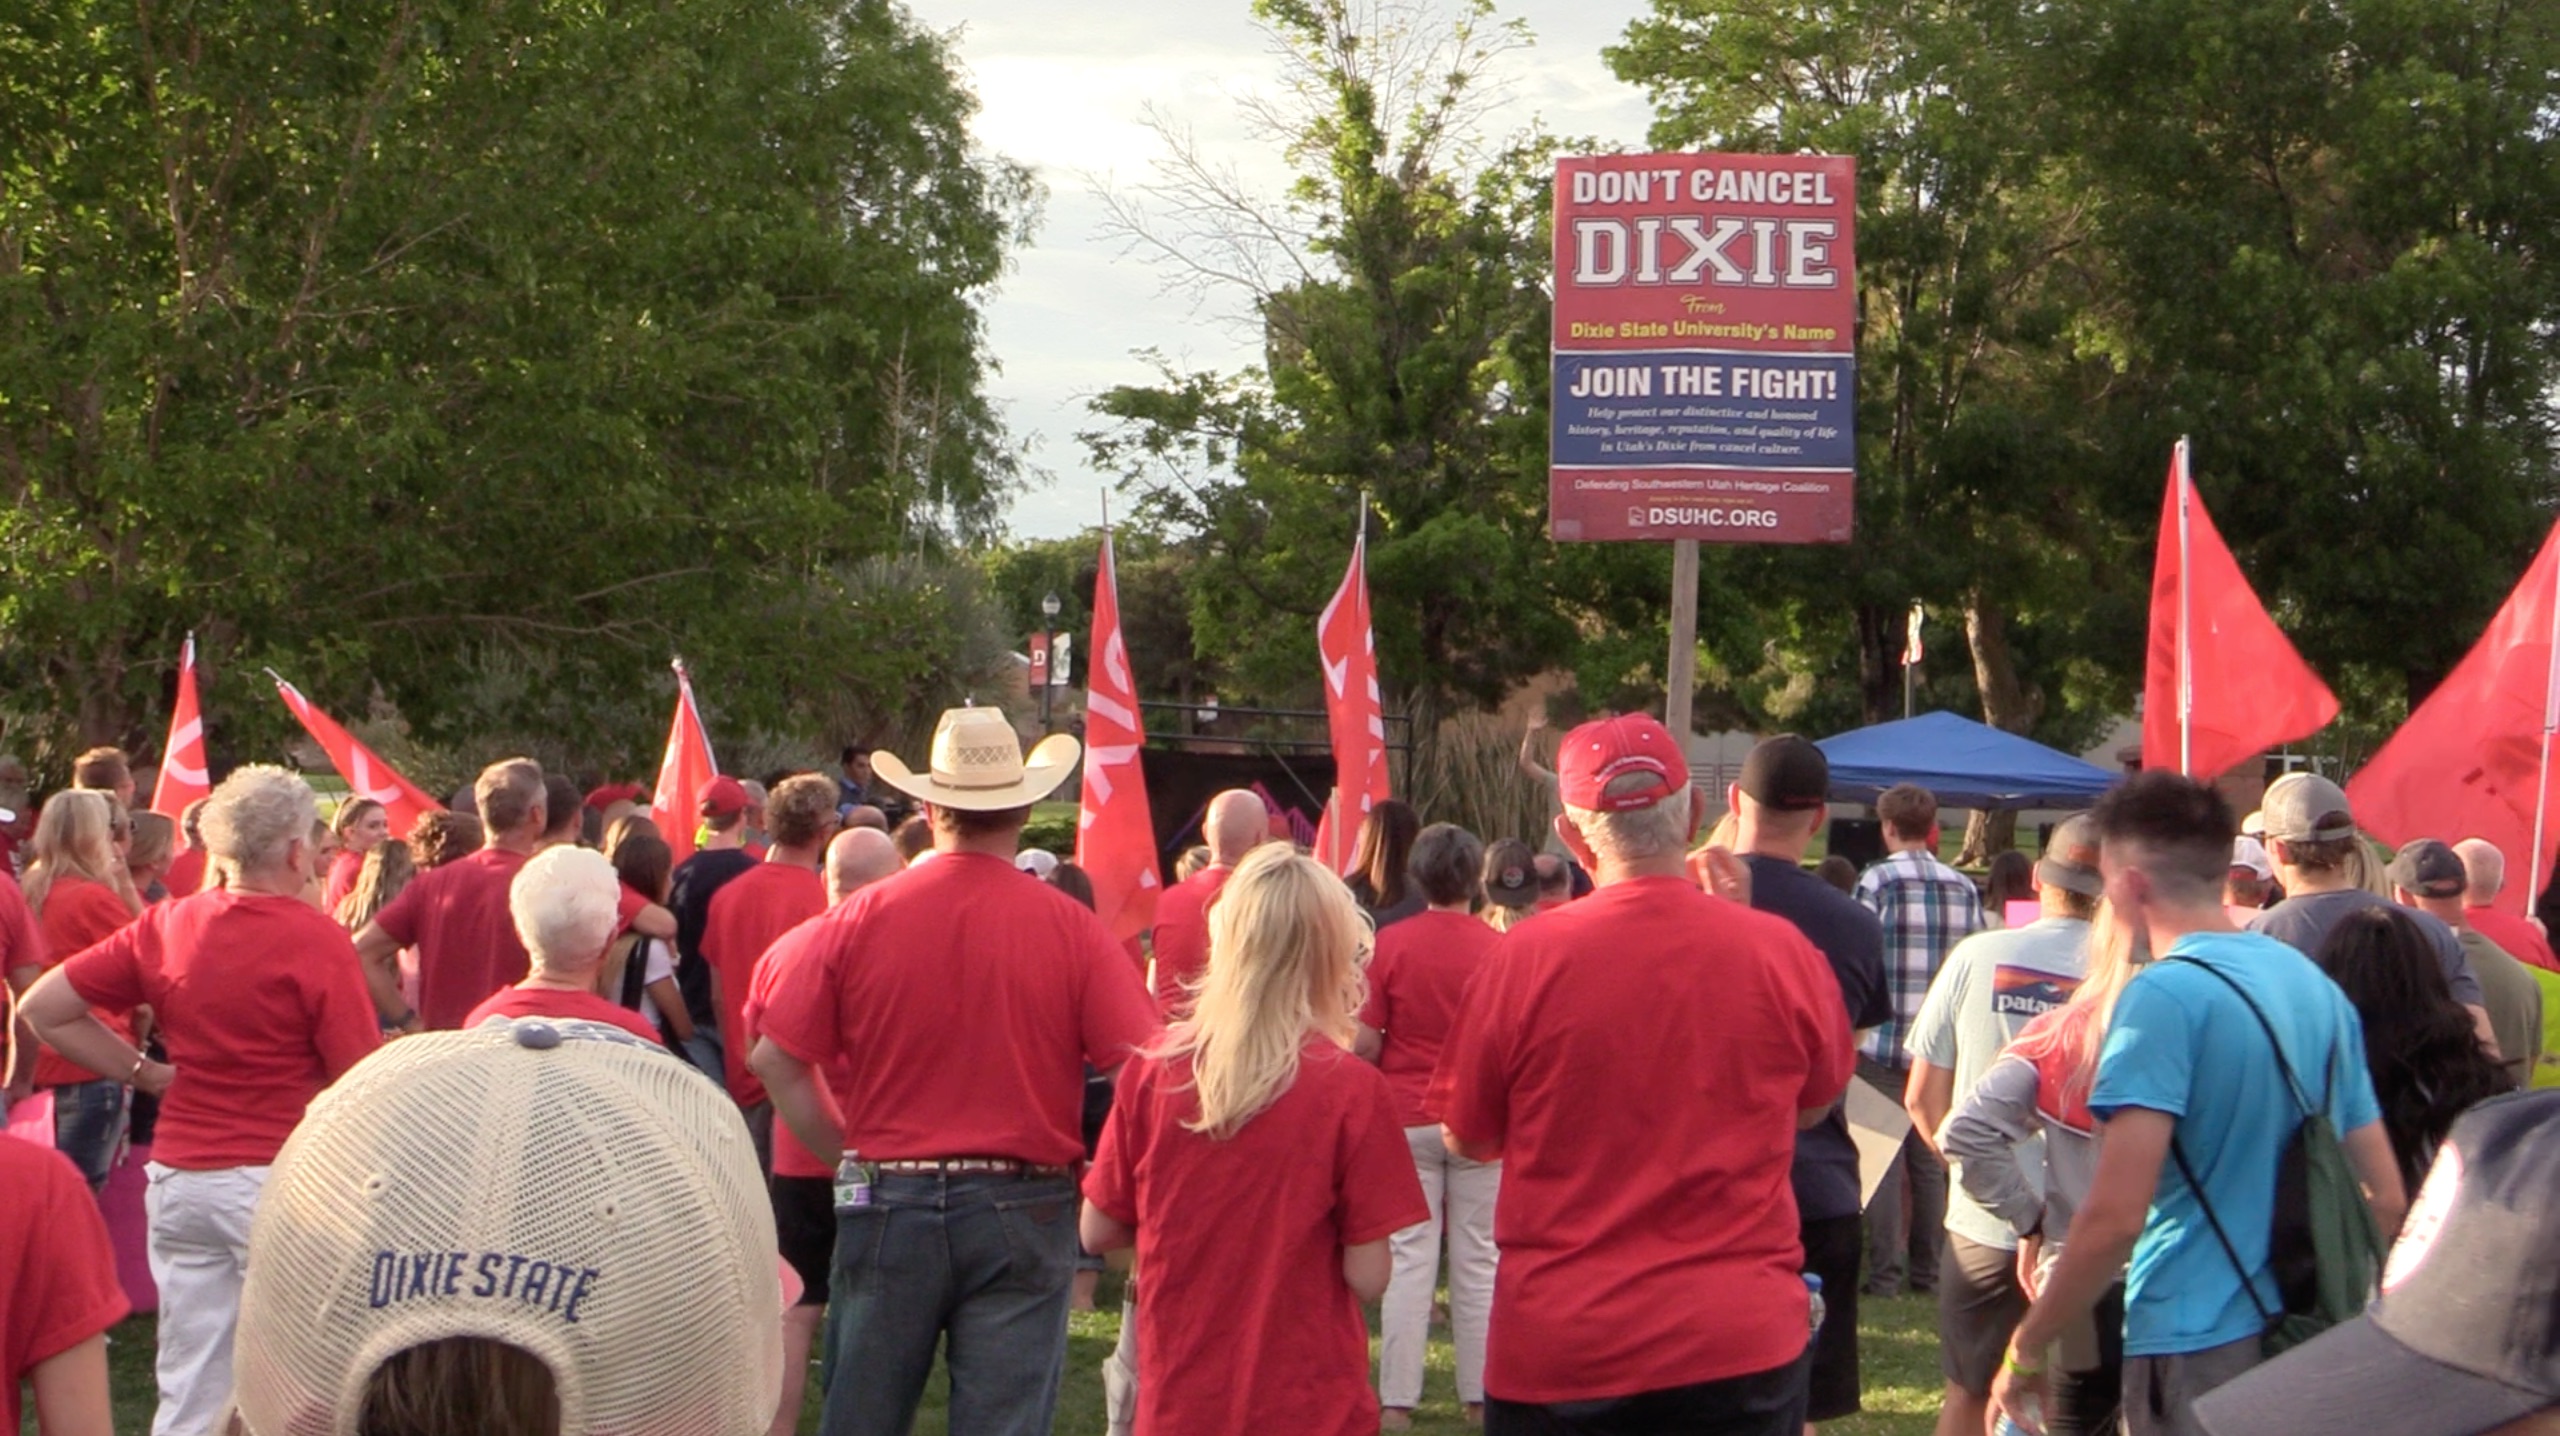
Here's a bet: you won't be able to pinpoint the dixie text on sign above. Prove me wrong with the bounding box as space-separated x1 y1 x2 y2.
1549 155 1858 544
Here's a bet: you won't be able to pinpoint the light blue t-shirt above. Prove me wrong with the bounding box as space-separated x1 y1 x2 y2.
2090 930 2381 1358
1907 916 2090 1250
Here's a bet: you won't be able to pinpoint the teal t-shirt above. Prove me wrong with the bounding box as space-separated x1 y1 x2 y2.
2090 931 2381 1358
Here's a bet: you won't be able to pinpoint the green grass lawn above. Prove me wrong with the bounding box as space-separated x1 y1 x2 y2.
60 1289 1944 1434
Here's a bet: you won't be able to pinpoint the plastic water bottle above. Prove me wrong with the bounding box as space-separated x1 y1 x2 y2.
1991 1418 2029 1436
1802 1273 1826 1342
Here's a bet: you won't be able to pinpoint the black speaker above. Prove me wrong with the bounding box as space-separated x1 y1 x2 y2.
1828 817 1885 871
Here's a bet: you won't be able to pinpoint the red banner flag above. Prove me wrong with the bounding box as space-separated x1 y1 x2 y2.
151 634 211 821
2143 440 2338 777
1075 530 1161 945
1313 528 1391 874
271 674 444 837
650 660 719 867
2349 520 2560 915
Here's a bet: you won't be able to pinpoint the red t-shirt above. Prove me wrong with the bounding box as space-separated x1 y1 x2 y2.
1149 865 1232 1017
2468 906 2560 974
63 889 384 1169
1357 909 1500 1127
744 915 850 1179
464 985 666 1044
1427 876 1853 1403
321 848 366 914
614 883 650 940
701 862 827 1106
0 1139 129 1429
0 870 42 976
32 874 139 1089
371 847 531 1030
162 846 208 900
1085 1041 1426 1436
761 852 1159 1165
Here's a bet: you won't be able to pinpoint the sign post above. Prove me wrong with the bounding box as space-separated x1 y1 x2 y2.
1548 153 1857 739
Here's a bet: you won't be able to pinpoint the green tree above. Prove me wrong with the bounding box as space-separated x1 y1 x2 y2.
0 0 1035 774
2034 0 2560 710
1078 0 1586 739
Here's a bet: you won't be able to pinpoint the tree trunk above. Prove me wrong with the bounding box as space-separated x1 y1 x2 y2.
1855 602 1897 727
1958 590 2041 866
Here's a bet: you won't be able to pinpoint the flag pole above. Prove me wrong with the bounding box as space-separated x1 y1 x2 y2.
2531 558 2560 916
2176 436 2194 777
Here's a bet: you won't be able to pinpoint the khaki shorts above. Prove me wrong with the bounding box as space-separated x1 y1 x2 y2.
2124 1335 2262 1436
1937 1232 2028 1395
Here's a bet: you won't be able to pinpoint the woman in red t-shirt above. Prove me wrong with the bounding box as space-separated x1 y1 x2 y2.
1081 846 1428 1436
10 791 144 1193
320 798 388 914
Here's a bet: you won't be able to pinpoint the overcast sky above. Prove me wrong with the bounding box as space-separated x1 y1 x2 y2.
911 0 1659 539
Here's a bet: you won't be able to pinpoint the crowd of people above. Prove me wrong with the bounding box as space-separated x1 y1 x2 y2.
1 713 2555 1436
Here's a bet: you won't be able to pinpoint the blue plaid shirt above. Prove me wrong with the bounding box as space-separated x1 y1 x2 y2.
1853 848 1986 1067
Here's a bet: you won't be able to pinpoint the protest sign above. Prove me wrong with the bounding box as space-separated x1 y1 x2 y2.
1550 153 1858 544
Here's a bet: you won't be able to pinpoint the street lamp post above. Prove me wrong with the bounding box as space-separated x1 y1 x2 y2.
1039 591 1062 728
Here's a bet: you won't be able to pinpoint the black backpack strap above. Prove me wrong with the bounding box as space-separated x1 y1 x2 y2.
2159 956 2322 1118
2170 1134 2278 1330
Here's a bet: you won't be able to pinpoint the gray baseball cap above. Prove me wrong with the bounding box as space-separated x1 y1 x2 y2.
2261 772 2356 844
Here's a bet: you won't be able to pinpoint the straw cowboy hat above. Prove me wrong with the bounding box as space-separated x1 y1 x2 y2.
872 705 1081 812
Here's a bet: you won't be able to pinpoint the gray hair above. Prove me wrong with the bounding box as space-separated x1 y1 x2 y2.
509 846 621 973
1409 823 1486 907
475 758 546 836
203 765 320 873
2454 838 2506 902
1565 778 1697 865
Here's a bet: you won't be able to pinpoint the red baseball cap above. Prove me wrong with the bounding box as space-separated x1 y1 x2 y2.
584 782 646 811
1557 714 1691 812
696 775 749 818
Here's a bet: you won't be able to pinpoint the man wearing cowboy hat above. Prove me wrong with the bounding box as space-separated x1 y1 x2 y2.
752 705 1158 1436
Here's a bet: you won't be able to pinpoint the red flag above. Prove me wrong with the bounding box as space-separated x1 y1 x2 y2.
2349 520 2560 916
1312 528 1391 874
649 660 719 867
272 675 443 836
1075 530 1161 944
2142 440 2338 777
151 634 211 821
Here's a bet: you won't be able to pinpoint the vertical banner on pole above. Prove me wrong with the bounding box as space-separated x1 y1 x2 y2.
1548 153 1858 544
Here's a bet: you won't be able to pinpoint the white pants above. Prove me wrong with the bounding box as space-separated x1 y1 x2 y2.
1378 1124 1498 1408
1103 1281 1139 1436
146 1163 269 1436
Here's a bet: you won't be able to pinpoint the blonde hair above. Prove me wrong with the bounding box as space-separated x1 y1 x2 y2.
336 842 416 931
1154 845 1371 1138
332 796 386 840
2058 898 2151 1111
24 790 142 917
1484 903 1533 933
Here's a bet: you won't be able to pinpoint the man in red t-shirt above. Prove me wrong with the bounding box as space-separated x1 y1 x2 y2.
1149 788 1269 1015
0 865 44 1104
751 706 1158 1436
355 757 548 1031
2456 838 2560 973
1 1138 127 1435
1429 714 1853 1434
23 764 382 1436
464 845 666 1042
703 774 839 1120
744 824 902 1436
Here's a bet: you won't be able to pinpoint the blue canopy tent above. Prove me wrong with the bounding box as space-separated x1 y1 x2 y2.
1814 711 2120 811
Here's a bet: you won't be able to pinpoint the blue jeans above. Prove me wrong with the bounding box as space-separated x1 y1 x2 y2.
51 1079 127 1194
820 1171 1078 1436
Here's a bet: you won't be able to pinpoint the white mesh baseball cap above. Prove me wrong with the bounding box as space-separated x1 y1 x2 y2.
230 1018 784 1436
